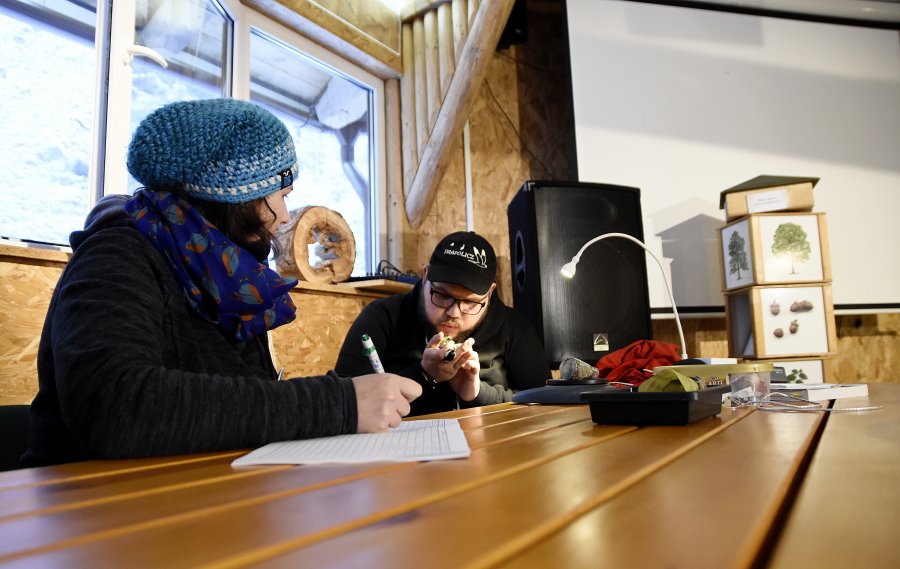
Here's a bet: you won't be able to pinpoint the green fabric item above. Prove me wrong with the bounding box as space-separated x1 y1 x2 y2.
639 368 700 392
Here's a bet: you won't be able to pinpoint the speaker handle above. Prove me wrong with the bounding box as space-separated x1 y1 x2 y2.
513 230 527 294
560 232 687 360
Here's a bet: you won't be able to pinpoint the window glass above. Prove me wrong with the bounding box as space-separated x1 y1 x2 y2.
0 0 382 266
0 0 97 245
126 0 232 193
248 28 373 275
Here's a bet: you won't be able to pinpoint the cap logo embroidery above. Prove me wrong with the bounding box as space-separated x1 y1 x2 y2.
442 242 487 269
279 168 294 188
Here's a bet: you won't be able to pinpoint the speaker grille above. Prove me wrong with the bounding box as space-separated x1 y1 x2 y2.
508 181 652 366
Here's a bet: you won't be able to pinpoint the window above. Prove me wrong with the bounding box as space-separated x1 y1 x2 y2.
0 0 97 245
0 0 384 274
247 24 380 275
126 0 231 193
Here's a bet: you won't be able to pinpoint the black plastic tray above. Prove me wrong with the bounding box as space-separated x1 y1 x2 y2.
581 385 730 426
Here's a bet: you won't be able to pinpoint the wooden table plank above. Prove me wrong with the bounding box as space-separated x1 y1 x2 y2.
0 452 243 492
0 407 590 560
248 408 758 568
0 404 557 519
489 407 826 569
0 408 623 567
766 383 900 569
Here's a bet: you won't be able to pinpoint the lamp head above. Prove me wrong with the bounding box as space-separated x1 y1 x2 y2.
560 258 578 279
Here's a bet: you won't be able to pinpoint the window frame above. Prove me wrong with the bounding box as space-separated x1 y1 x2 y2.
96 0 387 270
239 6 387 273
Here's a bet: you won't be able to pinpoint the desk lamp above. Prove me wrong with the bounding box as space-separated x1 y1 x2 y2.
559 232 688 361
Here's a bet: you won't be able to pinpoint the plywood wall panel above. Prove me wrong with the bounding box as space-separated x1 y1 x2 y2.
312 0 400 52
244 0 400 76
412 136 468 275
832 314 900 382
652 318 731 362
269 288 382 379
0 256 65 405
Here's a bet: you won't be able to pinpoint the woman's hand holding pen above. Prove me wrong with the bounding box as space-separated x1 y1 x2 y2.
352 374 422 432
423 333 481 402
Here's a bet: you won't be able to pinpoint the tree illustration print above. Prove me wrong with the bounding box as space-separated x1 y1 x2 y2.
771 223 811 274
728 230 750 279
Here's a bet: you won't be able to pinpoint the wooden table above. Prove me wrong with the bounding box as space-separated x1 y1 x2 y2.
1 384 897 568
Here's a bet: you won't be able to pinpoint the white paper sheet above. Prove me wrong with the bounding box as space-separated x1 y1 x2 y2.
231 419 471 466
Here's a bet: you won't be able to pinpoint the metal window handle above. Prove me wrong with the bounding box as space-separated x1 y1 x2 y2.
126 45 168 68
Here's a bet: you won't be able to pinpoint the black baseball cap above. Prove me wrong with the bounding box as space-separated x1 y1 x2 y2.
427 231 497 295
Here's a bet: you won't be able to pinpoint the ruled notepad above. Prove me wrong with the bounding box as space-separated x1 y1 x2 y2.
231 419 471 466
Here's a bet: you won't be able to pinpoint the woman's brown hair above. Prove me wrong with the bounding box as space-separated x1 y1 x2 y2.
165 184 283 262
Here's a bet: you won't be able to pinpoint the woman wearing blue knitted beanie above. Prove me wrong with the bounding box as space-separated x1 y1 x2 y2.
22 98 420 467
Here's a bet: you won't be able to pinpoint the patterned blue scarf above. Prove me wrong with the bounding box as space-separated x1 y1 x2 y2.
124 189 297 342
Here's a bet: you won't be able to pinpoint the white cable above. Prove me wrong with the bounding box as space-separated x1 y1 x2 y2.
560 232 687 361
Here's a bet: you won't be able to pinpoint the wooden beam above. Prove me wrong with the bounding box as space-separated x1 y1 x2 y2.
384 78 408 269
412 16 428 160
468 0 480 26
244 0 401 78
403 0 516 228
451 0 468 63
423 10 441 130
400 22 417 192
437 2 455 99
401 0 452 22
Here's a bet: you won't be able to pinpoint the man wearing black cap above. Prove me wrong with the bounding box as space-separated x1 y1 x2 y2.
335 231 551 415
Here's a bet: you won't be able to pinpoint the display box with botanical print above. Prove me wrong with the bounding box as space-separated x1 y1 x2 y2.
768 357 833 384
719 212 831 291
725 284 837 359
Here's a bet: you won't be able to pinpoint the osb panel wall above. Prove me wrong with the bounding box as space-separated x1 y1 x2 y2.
244 0 401 76
0 252 67 405
313 0 400 53
832 314 900 383
405 137 468 280
269 286 384 378
652 318 731 362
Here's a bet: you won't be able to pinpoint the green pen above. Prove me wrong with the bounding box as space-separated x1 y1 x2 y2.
361 334 385 373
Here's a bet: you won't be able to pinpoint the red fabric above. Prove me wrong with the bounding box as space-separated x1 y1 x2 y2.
595 340 681 386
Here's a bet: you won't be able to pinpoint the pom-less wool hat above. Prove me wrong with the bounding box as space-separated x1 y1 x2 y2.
428 231 497 296
127 98 298 203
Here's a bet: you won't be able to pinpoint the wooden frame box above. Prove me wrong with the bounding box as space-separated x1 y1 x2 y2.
725 284 837 359
719 212 831 291
767 357 833 383
720 175 817 221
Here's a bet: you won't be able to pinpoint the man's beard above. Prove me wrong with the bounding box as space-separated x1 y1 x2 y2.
417 290 484 344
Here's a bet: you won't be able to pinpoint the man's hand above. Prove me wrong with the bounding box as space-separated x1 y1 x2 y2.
352 374 422 432
423 333 481 402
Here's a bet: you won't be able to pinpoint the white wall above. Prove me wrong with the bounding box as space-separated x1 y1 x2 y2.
567 0 900 312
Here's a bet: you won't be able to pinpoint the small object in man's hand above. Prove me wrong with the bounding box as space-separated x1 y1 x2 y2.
438 336 457 361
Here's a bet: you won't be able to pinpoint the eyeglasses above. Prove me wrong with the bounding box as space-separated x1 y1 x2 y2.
428 285 489 315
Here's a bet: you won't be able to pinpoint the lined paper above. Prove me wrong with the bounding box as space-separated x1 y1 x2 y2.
231 419 471 466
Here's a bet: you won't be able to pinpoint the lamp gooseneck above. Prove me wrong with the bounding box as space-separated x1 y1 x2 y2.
558 232 688 361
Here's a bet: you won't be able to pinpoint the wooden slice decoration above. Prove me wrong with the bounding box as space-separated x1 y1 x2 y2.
274 206 356 284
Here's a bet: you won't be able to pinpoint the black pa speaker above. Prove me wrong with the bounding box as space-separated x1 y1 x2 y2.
507 180 652 367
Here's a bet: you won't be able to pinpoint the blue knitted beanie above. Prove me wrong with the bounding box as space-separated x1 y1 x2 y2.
127 98 298 203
